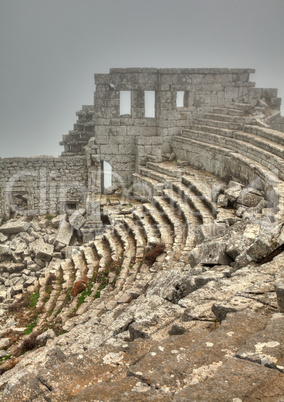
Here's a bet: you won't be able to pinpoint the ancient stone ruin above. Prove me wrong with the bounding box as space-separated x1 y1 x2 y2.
0 68 284 400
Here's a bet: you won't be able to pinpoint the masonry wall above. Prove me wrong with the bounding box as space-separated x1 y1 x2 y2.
0 156 88 219
62 68 280 186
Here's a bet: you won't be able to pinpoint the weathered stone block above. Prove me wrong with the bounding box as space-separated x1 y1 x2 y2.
188 241 231 268
224 182 243 203
195 223 227 245
237 188 264 208
0 219 30 234
30 238 54 261
55 221 73 247
69 210 86 230
275 282 284 312
0 244 11 256
0 233 8 243
51 214 67 229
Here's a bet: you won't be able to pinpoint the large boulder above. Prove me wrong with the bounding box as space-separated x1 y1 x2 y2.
237 188 264 208
0 233 8 243
0 244 11 256
246 224 280 262
69 210 86 230
54 221 73 247
30 238 54 262
195 223 227 245
0 219 30 235
188 241 231 268
146 268 222 304
223 181 243 204
51 214 67 229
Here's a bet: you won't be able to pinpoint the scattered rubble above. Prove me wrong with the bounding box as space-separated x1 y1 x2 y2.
0 166 283 400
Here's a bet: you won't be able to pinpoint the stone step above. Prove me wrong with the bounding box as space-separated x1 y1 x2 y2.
110 224 136 293
142 203 173 249
152 196 185 256
195 118 242 130
211 107 244 116
180 175 217 218
132 206 161 245
132 173 163 199
235 130 284 159
72 250 88 281
204 112 247 124
162 188 200 230
73 283 101 317
142 162 216 225
122 217 146 259
36 260 63 310
180 130 284 180
189 123 236 137
146 161 180 179
37 261 63 325
145 161 229 221
60 258 76 289
147 154 158 163
112 223 135 257
82 245 100 280
47 260 76 322
172 181 214 225
183 126 284 159
172 136 284 220
138 166 175 188
103 228 124 262
95 236 112 274
244 125 284 147
229 102 254 112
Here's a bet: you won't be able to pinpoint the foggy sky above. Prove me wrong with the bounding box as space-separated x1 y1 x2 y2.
0 0 283 158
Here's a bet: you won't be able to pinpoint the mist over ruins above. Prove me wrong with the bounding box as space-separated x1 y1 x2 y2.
0 68 284 400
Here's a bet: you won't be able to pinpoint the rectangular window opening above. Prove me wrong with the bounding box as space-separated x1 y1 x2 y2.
120 91 131 116
144 91 155 118
176 91 185 108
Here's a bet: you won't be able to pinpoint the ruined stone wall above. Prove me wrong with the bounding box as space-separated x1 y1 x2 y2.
270 114 284 132
60 68 282 186
0 156 88 219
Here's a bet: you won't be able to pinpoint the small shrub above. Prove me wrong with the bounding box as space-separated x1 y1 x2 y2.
46 214 56 221
17 332 41 356
0 354 11 363
46 273 57 285
144 243 165 266
94 283 106 299
71 275 88 297
29 291 39 308
8 292 30 313
55 308 62 317
23 317 38 335
77 283 93 307
43 273 57 301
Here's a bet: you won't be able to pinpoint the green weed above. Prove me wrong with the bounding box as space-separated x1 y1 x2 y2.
29 291 39 308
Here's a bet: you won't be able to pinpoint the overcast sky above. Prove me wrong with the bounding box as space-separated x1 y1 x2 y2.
0 0 283 158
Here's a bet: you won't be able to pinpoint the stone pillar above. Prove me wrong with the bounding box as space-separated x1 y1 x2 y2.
81 138 104 242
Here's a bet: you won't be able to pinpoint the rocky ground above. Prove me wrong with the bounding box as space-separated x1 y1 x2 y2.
0 170 283 400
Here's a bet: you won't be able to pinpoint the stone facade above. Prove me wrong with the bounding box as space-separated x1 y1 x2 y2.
60 68 283 185
0 156 88 219
0 67 283 228
1 68 284 399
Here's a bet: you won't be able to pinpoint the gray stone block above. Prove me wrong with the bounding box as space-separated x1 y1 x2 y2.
275 282 284 312
195 223 227 245
55 221 73 247
0 219 30 234
69 210 86 230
